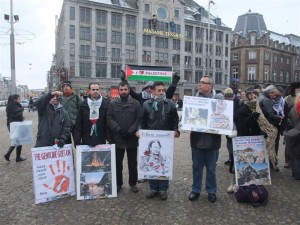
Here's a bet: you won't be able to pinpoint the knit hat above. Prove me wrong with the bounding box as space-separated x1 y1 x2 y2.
224 88 234 99
61 80 72 89
143 81 154 90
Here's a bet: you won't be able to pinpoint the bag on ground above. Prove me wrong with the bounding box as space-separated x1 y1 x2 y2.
10 121 34 146
234 184 268 207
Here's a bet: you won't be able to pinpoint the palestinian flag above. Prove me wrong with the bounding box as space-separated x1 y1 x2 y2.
126 65 172 82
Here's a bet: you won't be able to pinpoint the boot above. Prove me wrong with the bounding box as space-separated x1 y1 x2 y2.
4 146 15 161
16 146 26 162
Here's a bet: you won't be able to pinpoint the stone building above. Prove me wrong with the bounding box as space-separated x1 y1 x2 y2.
53 0 232 97
231 10 300 91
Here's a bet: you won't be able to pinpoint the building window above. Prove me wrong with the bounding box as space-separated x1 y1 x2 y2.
215 60 221 68
287 58 290 64
225 47 228 57
195 71 202 83
185 25 193 38
232 68 239 79
273 70 277 82
264 67 269 81
155 52 168 63
80 27 91 40
126 15 136 28
264 51 270 60
195 42 202 53
248 51 256 59
155 37 168 48
142 51 151 62
172 54 180 64
126 33 136 45
112 48 121 59
80 45 90 56
185 41 192 52
70 7 75 20
247 66 256 80
196 27 203 39
174 9 179 18
69 62 75 77
216 31 223 42
225 34 229 44
143 35 151 47
69 25 75 39
70 43 75 56
157 22 168 32
96 64 107 78
195 57 202 67
274 55 277 62
174 24 181 34
216 46 222 56
173 39 180 50
145 4 150 13
250 35 255 45
96 46 106 57
281 57 284 63
225 60 228 69
295 73 298 82
112 13 122 27
96 29 106 42
80 7 91 23
79 62 91 77
280 71 283 82
233 52 239 60
185 56 191 65
126 49 135 60
111 64 122 78
96 10 107 25
286 72 289 83
111 31 121 44
215 73 222 84
143 18 151 29
184 70 192 82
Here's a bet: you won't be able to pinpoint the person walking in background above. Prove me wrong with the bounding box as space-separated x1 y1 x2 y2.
4 94 26 162
107 81 141 193
28 96 34 112
137 81 180 200
34 91 70 148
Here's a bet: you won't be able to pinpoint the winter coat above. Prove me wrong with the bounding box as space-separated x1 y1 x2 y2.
259 91 281 127
285 118 300 159
236 104 262 136
60 93 82 126
285 95 299 129
74 97 110 146
139 98 179 132
190 90 222 149
35 92 71 147
106 96 141 148
6 100 23 129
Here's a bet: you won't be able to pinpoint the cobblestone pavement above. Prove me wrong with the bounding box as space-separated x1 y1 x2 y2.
0 107 299 225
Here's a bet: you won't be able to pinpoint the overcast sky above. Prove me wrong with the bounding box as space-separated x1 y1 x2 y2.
0 0 299 89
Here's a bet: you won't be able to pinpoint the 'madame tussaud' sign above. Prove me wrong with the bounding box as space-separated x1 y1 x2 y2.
143 28 183 39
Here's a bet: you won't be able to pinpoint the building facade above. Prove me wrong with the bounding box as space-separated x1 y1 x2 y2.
53 0 232 97
230 11 300 91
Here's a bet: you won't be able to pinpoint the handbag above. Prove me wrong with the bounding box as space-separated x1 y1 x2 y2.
284 128 300 138
234 184 268 207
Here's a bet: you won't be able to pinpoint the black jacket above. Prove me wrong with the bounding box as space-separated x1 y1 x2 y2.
6 101 23 129
259 91 281 127
35 92 71 147
106 96 141 148
74 97 110 146
139 98 179 132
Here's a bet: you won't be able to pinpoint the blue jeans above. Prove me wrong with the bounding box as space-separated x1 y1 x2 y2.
191 147 219 193
149 180 169 192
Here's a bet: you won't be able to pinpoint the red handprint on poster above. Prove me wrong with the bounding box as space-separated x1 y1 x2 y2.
43 160 70 193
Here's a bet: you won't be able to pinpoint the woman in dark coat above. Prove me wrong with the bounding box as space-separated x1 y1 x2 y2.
4 94 26 162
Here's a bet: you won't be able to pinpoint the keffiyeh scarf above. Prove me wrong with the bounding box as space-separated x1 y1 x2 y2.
87 97 102 136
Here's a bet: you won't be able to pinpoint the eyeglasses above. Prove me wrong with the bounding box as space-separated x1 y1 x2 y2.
199 81 211 85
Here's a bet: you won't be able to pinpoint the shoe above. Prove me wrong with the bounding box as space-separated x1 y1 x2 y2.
117 185 122 192
131 185 139 193
284 163 291 168
272 165 280 172
208 193 217 203
4 154 10 162
224 159 231 165
137 179 148 183
188 192 200 201
227 184 234 194
159 192 168 200
146 191 158 199
16 157 26 162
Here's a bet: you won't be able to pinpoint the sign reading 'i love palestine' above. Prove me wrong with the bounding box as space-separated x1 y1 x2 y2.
126 65 173 82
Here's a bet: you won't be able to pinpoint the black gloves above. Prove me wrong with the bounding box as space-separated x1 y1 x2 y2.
120 70 126 81
171 72 180 86
250 112 260 120
57 139 65 148
119 128 130 137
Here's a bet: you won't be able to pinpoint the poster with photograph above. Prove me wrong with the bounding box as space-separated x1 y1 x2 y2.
181 96 234 135
138 130 174 180
233 136 271 186
76 144 117 200
31 144 76 204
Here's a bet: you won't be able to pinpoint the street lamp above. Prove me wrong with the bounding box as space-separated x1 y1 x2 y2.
206 0 215 76
4 0 19 95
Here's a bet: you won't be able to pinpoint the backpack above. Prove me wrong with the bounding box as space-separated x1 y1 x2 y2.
234 184 268 207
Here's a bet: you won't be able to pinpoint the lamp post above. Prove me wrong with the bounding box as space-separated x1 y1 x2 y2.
206 0 215 76
4 0 19 95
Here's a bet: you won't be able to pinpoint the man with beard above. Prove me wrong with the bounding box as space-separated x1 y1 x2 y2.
106 81 141 193
136 81 180 200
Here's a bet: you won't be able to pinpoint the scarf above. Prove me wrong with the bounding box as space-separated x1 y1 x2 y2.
152 93 166 111
272 96 284 116
87 97 102 136
142 90 152 100
245 99 257 112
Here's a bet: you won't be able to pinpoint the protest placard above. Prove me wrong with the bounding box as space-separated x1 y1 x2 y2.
31 144 75 204
181 96 234 135
138 130 174 180
233 136 271 186
76 144 117 200
125 65 172 82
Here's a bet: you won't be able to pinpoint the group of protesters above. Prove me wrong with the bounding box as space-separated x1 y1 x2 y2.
4 71 300 202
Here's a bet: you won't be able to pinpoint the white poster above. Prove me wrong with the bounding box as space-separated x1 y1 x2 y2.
181 96 234 135
31 144 76 204
76 144 117 200
138 130 174 180
233 136 271 186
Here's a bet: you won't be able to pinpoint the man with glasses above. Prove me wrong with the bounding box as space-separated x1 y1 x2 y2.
189 75 223 203
74 83 110 147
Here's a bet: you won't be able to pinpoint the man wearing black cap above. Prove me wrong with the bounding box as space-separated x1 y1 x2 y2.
60 80 82 143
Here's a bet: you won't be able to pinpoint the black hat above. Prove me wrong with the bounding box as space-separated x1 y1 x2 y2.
62 80 72 89
290 82 300 96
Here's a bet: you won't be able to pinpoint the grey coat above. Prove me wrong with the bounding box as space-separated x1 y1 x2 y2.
35 92 71 147
106 96 141 148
